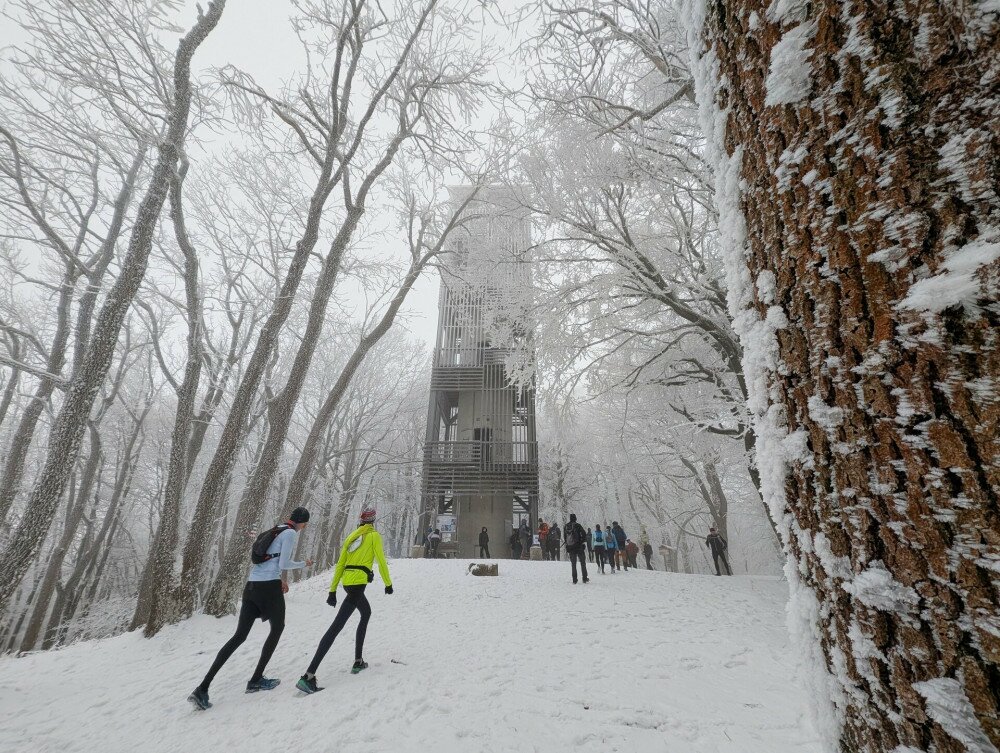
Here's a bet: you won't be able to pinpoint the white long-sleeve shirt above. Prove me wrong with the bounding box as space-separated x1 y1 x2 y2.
248 527 306 582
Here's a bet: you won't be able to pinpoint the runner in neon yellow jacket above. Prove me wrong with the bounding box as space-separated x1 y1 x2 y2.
297 507 393 693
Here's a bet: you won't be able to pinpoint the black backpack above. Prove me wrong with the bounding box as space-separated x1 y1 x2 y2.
565 524 580 548
251 524 291 564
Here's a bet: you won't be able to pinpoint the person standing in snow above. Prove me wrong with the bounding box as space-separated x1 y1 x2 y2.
188 507 313 710
586 527 594 562
428 528 442 558
592 524 607 573
642 541 654 570
548 522 561 561
563 514 589 584
422 525 433 558
537 518 550 560
625 539 639 569
510 529 521 559
604 524 619 572
479 526 490 558
297 506 393 693
611 522 629 571
519 519 530 559
706 527 732 576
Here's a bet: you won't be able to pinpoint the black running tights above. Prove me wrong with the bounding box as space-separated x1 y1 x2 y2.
200 600 283 690
307 585 370 674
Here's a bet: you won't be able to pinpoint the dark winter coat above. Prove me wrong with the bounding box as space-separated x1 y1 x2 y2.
547 526 561 551
564 522 587 552
479 530 489 546
706 533 728 556
612 524 627 548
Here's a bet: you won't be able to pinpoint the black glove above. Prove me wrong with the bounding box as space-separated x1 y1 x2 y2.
327 591 337 607
385 585 393 595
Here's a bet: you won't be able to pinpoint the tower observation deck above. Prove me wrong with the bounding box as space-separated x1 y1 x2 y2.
418 188 538 557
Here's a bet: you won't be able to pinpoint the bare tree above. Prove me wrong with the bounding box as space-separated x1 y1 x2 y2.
0 0 227 612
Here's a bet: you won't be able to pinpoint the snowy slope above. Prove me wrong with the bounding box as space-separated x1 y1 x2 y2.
0 560 824 753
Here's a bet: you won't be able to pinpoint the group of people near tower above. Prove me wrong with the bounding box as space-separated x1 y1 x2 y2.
187 505 393 710
509 517 655 571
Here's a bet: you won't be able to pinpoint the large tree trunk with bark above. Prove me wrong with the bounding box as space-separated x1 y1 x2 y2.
0 0 227 613
689 1 999 750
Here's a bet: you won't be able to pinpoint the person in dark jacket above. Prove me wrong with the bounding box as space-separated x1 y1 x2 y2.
585 528 594 562
611 522 628 571
428 529 442 558
642 541 654 570
509 530 521 559
548 523 561 561
706 527 732 575
519 520 530 559
478 527 490 558
563 514 589 584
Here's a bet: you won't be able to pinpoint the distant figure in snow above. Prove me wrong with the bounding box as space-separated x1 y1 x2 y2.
297 506 393 694
586 527 594 562
479 526 490 558
510 530 522 559
422 526 433 558
642 541 654 570
611 522 629 571
706 528 732 576
188 507 313 710
428 528 442 558
604 524 619 573
518 520 530 559
564 514 589 584
537 518 550 560
625 539 639 569
592 524 608 573
548 523 561 561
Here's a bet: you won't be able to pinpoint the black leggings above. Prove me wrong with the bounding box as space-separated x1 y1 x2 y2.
200 581 285 690
595 547 606 571
307 585 370 674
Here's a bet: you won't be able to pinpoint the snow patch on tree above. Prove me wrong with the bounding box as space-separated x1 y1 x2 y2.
764 22 816 107
913 678 1000 753
899 231 1000 314
842 562 919 616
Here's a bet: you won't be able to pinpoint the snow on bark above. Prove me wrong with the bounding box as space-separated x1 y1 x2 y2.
0 1 227 613
684 0 1000 751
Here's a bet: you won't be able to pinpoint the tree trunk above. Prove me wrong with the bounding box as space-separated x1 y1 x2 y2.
690 1 1000 750
0 0 227 613
132 168 205 636
18 425 101 652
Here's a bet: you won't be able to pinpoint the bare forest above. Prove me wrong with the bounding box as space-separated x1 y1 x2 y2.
0 1 996 752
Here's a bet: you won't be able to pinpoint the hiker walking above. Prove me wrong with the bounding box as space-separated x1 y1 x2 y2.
479 527 490 558
706 527 732 576
611 521 629 571
604 525 619 572
538 518 550 560
564 514 589 584
585 527 594 563
592 524 607 573
297 507 393 694
188 507 313 710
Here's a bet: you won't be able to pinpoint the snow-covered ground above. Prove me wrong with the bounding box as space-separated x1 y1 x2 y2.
0 560 824 753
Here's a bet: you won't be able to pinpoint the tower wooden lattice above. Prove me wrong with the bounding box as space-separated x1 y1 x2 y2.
418 188 538 557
